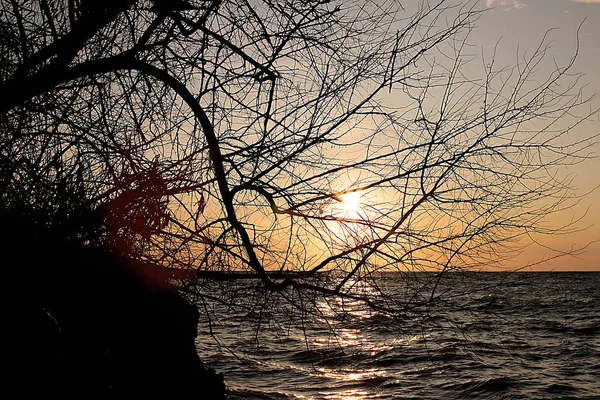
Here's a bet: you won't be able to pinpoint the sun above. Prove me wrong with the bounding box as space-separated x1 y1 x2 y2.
340 192 362 216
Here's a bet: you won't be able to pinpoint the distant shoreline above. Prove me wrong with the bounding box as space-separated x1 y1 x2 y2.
192 270 600 281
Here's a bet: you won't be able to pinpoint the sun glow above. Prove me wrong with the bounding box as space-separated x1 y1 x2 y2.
324 190 372 245
341 192 362 217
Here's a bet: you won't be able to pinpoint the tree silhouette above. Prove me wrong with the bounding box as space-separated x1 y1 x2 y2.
1 0 596 347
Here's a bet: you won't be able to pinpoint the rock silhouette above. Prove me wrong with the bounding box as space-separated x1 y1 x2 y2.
4 211 225 398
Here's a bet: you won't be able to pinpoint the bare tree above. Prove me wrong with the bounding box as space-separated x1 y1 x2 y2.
1 0 596 325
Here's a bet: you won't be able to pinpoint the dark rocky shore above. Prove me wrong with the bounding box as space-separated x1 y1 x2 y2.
4 214 226 398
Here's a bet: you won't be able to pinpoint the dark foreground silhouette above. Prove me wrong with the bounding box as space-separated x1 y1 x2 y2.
4 212 225 398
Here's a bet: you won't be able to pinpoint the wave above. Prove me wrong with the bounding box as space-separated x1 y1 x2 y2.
545 383 579 393
227 388 296 400
446 376 519 397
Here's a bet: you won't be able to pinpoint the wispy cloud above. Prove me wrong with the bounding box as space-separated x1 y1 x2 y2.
485 0 527 10
569 0 600 3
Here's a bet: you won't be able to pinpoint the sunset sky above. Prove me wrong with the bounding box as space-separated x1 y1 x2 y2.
475 0 599 271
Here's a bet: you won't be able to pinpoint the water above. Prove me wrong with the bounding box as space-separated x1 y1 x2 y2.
193 273 600 399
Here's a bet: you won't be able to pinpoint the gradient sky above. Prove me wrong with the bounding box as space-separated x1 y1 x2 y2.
474 0 599 271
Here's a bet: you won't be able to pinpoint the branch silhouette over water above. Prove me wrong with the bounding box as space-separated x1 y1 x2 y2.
0 0 596 396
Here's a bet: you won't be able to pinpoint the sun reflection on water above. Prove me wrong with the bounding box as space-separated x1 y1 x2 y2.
320 389 372 400
307 295 395 399
315 368 387 400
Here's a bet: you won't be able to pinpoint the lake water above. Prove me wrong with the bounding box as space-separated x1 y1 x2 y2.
194 272 600 399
